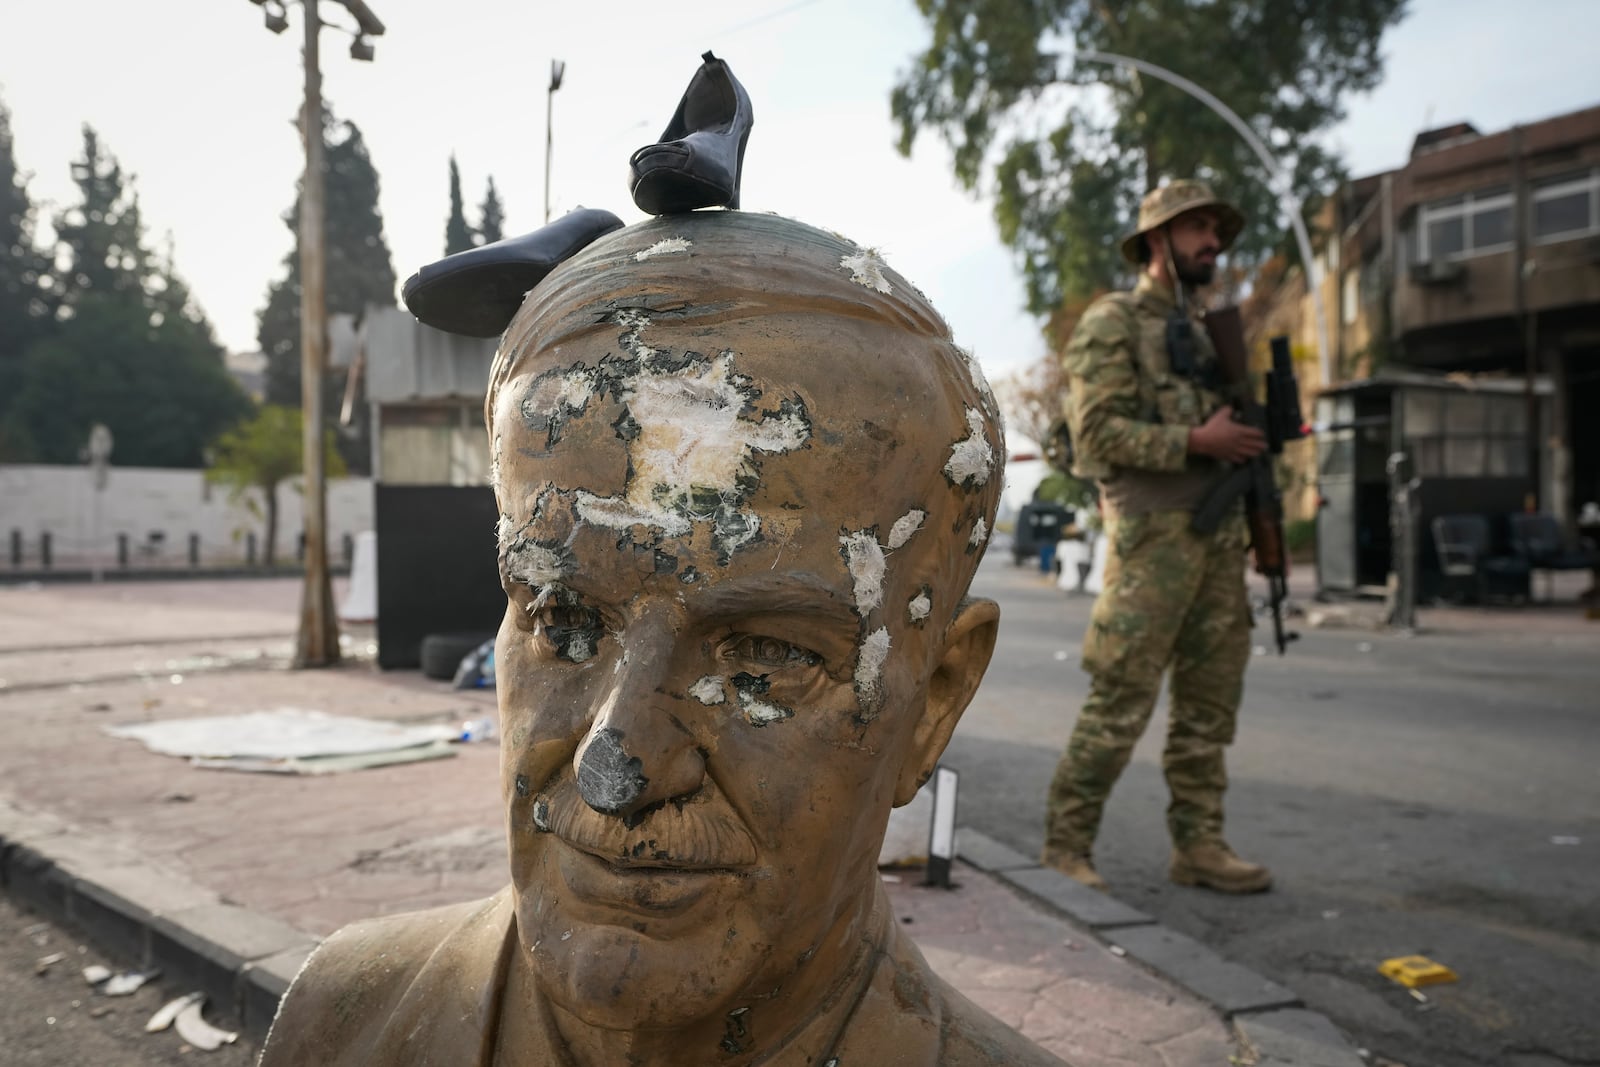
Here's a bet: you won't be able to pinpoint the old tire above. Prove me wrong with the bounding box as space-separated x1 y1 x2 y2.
420 631 495 681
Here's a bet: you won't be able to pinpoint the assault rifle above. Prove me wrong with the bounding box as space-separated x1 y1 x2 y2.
1191 307 1308 654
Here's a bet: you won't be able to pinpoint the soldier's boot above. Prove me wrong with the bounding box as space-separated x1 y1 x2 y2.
1040 846 1108 891
1169 840 1272 893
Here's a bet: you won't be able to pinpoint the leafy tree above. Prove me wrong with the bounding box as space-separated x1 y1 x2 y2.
51 126 151 309
477 175 505 245
6 127 245 466
207 404 346 567
444 154 474 254
257 107 397 474
892 0 1409 314
0 94 54 459
8 293 250 467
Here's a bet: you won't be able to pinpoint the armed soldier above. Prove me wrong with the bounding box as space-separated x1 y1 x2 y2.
1041 180 1273 894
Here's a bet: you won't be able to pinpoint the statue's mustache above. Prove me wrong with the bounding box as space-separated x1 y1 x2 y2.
530 776 758 871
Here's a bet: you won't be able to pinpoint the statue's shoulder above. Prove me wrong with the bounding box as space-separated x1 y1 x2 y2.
259 889 516 1067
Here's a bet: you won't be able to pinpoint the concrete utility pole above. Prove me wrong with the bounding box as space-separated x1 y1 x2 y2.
247 0 384 668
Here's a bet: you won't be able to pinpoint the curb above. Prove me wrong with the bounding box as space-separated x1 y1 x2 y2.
0 799 1365 1065
957 828 1366 1067
0 800 315 1044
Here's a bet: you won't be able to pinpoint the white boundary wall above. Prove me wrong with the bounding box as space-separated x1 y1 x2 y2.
0 464 373 568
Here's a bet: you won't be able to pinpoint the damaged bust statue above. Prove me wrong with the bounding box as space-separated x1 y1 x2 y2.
260 211 1066 1066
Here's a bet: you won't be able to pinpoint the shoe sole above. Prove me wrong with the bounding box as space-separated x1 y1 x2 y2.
1169 867 1272 893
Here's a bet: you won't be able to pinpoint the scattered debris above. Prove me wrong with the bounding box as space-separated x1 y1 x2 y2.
1322 910 1341 920
880 872 902 883
146 992 205 1033
90 1004 114 1019
35 951 67 974
104 970 158 996
1357 642 1373 653
1379 954 1458 988
1109 945 1127 957
1052 650 1070 661
163 792 196 803
174 997 239 1051
82 964 111 986
1551 835 1581 846
85 702 112 712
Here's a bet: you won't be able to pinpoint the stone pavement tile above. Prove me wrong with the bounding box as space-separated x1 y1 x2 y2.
1236 1007 1365 1067
0 665 502 937
0 579 305 652
885 875 1236 1067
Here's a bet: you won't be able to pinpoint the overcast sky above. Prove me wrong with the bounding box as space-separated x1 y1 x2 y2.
3 0 1597 385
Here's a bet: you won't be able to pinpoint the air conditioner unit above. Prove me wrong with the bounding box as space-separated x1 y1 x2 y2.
1409 259 1466 285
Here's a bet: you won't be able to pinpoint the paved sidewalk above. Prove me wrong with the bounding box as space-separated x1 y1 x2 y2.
0 579 1365 1066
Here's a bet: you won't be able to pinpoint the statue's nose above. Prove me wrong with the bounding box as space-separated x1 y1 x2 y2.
572 616 705 821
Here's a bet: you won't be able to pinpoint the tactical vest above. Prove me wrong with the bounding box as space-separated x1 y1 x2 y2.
1062 289 1226 482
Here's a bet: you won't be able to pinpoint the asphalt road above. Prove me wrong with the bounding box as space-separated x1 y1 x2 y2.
0 893 257 1067
956 553 1600 1067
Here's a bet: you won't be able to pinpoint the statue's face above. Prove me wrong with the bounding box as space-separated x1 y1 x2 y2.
490 306 996 1034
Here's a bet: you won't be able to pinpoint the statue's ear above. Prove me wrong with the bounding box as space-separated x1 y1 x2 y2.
892 597 999 807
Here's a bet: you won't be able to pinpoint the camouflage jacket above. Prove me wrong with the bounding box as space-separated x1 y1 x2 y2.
1061 275 1233 486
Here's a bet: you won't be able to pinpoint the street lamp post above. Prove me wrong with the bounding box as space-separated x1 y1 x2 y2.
1073 50 1332 389
248 0 384 668
545 59 565 224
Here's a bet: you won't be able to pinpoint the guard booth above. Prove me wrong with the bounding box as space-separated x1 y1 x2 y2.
363 307 504 669
1314 371 1551 601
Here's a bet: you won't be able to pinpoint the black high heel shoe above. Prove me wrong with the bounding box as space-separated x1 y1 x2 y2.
400 207 624 338
629 51 753 215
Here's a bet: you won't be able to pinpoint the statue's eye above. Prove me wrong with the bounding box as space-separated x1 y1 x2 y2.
728 634 821 669
526 601 605 664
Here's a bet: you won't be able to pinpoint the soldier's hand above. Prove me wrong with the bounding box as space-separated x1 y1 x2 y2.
1188 407 1267 464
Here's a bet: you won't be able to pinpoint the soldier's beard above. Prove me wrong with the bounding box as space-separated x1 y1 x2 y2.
1174 251 1217 287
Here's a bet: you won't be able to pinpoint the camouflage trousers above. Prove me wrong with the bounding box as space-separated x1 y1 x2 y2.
1044 510 1251 853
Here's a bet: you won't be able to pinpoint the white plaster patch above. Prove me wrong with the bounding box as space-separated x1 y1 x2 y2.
839 249 893 294
615 309 658 360
634 236 692 261
502 540 570 588
908 592 932 622
573 352 810 539
969 517 989 548
959 345 998 409
854 627 891 707
742 698 793 726
886 509 926 551
944 407 995 487
840 530 886 617
689 675 727 705
495 514 514 544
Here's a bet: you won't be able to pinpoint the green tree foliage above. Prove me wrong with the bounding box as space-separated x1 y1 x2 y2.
892 0 1409 314
0 94 55 458
445 154 474 254
257 108 396 474
477 175 505 245
4 125 246 466
9 293 249 467
207 404 346 566
51 126 151 308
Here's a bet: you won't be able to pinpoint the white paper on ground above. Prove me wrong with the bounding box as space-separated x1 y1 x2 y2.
105 707 459 774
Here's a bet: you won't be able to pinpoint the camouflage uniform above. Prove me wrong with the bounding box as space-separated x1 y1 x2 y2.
1043 181 1254 858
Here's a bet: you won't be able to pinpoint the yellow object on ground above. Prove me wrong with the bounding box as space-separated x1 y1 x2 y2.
1379 955 1459 988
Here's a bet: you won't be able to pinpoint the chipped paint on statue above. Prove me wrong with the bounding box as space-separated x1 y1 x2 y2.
634 236 692 261
944 408 996 489
839 247 893 294
886 509 926 551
